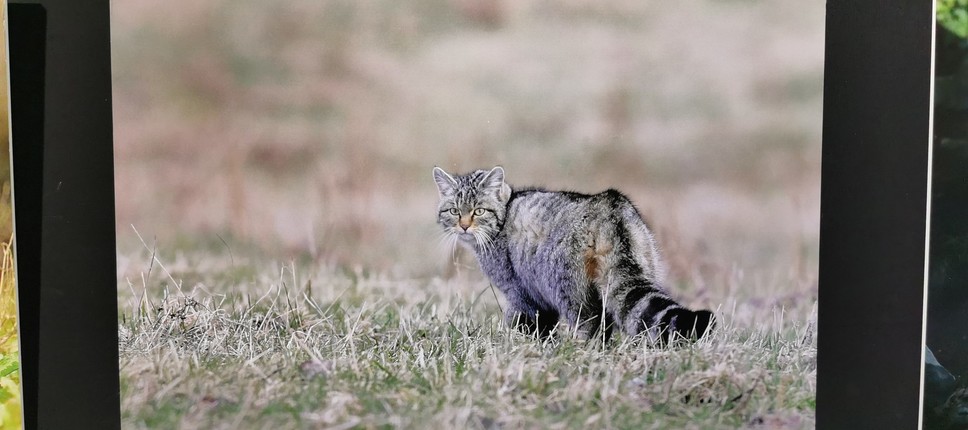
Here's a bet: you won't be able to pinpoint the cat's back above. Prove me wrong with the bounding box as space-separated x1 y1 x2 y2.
507 188 583 226
507 187 630 219
503 188 627 245
504 187 663 287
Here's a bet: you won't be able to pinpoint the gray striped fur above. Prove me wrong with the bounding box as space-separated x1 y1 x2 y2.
433 166 714 344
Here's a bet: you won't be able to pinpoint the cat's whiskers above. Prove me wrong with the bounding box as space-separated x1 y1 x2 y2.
483 233 493 256
433 229 453 247
432 228 462 265
479 229 496 257
448 231 460 262
435 231 458 255
470 229 483 251
471 229 484 254
471 228 489 257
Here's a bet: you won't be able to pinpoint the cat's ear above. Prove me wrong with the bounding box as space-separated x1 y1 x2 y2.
481 166 511 202
433 166 457 196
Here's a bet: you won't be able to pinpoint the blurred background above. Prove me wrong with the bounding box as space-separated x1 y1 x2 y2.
111 0 824 300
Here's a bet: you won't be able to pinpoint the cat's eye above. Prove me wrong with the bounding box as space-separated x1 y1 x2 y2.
448 208 460 215
473 208 485 216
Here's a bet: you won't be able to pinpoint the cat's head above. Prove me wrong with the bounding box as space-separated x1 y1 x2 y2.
433 166 511 249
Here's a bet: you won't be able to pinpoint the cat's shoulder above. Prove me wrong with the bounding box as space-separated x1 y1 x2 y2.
508 186 547 201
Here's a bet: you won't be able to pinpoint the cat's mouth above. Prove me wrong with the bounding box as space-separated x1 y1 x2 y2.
454 229 476 242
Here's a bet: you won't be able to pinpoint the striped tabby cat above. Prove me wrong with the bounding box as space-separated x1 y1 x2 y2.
433 166 714 344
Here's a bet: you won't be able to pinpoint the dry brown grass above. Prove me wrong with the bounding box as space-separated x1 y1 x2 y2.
118 248 816 429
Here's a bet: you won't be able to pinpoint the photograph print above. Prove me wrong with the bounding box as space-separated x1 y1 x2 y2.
0 2 22 428
112 1 823 428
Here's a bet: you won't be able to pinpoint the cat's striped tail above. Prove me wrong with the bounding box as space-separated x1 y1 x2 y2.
619 287 715 344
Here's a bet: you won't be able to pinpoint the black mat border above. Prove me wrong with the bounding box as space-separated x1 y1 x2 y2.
817 0 933 428
8 1 120 429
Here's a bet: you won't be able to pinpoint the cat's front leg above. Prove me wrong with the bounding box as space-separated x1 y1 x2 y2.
504 308 559 339
502 292 559 338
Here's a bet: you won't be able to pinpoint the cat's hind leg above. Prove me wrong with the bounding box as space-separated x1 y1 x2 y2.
570 310 614 345
565 288 615 344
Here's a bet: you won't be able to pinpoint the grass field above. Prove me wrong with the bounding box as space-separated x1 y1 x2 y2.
112 1 823 428
117 240 816 429
0 241 21 430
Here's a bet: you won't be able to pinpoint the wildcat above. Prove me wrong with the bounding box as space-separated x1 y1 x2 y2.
433 166 714 344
